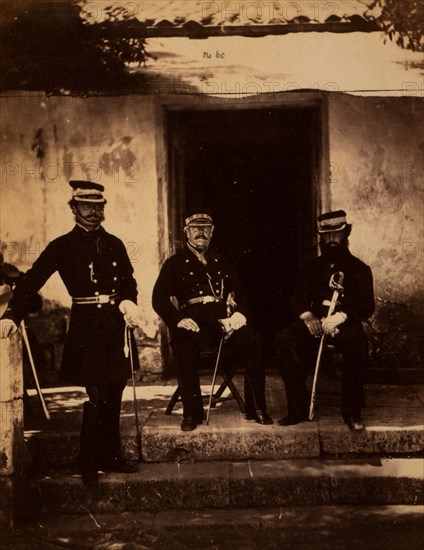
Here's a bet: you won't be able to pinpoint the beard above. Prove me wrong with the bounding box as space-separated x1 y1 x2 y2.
319 239 349 262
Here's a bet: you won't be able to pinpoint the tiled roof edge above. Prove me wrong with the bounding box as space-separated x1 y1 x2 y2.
89 18 380 39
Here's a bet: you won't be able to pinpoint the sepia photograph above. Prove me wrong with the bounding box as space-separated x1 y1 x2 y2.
0 1 423 548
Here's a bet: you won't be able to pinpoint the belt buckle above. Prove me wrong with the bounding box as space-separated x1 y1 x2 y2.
98 295 109 304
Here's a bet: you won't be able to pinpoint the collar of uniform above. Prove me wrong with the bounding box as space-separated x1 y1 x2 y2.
178 245 215 258
73 224 105 239
75 222 102 232
186 242 210 265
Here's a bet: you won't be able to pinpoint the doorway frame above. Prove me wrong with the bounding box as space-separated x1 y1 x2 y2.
160 91 329 261
154 91 330 370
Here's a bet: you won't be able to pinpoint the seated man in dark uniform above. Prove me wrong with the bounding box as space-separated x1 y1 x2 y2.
152 208 273 431
275 210 375 430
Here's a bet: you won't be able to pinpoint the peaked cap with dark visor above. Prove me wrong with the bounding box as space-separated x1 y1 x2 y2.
69 181 107 204
317 210 348 233
184 207 214 227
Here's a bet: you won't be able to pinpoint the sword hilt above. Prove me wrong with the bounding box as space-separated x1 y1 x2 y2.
329 271 344 293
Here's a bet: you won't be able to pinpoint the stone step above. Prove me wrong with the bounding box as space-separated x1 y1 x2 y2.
28 458 424 515
26 404 424 470
142 407 424 462
13 505 424 549
24 375 424 469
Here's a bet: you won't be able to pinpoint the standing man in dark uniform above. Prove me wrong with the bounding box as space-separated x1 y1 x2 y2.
275 210 374 430
152 208 273 431
1 181 140 485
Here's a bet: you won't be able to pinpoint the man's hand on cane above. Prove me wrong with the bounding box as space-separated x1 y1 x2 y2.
321 311 347 337
219 311 246 333
119 300 139 328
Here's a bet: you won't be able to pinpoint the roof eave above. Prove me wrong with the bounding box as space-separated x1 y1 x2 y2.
88 20 380 40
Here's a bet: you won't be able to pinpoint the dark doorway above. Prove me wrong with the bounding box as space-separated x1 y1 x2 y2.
167 108 319 352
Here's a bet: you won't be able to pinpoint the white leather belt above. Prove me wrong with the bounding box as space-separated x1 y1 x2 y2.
72 293 119 305
182 295 222 308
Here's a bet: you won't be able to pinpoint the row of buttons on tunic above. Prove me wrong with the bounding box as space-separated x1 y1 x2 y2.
186 259 222 294
90 261 119 284
185 259 219 262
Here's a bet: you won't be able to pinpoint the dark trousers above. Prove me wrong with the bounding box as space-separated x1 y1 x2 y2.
173 322 267 418
79 381 127 469
275 321 368 418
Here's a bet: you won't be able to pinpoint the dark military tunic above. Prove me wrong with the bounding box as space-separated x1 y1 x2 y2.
291 249 374 322
152 246 248 330
4 225 139 386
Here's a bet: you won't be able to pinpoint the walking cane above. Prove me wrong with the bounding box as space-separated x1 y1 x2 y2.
308 271 344 421
206 292 237 426
124 325 142 461
206 329 225 426
20 321 51 421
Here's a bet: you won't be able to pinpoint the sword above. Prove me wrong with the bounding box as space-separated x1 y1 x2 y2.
206 328 225 426
206 292 236 426
308 271 344 421
20 321 51 421
124 325 142 461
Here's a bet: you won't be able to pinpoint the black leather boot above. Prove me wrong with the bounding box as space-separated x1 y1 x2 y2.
78 401 99 487
96 401 138 473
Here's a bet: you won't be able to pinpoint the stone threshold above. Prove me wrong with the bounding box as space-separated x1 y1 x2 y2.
28 457 424 513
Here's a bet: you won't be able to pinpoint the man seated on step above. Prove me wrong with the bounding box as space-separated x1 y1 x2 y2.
152 207 273 431
274 210 375 431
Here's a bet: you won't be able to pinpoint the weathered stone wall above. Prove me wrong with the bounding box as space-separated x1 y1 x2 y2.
1 92 423 380
0 93 163 380
328 94 423 379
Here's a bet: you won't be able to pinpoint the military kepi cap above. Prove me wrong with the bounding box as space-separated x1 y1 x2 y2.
69 180 106 204
317 210 347 233
184 207 213 227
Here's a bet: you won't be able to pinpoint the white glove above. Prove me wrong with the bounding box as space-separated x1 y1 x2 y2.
321 312 347 336
219 312 247 333
300 311 323 338
0 319 18 338
177 318 200 332
119 300 139 327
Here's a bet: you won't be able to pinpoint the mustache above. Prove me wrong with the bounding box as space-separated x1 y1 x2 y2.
84 212 104 218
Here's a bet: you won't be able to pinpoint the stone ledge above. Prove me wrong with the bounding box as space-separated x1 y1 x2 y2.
23 377 424 469
142 410 320 462
27 458 424 514
25 405 424 468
